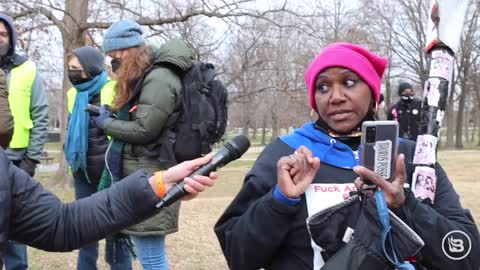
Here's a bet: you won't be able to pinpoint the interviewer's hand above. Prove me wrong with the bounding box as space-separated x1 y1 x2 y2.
150 153 217 201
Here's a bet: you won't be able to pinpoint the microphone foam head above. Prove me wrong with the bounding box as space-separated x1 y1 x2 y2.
226 135 251 159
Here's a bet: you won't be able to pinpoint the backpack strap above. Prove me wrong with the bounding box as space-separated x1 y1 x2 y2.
192 121 213 154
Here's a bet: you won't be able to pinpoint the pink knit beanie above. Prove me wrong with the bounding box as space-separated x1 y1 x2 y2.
305 43 388 112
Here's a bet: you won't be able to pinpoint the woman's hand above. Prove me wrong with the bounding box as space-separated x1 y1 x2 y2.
92 105 115 129
353 154 407 208
277 146 321 198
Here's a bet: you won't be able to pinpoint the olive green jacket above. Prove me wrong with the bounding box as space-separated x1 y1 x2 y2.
104 39 194 236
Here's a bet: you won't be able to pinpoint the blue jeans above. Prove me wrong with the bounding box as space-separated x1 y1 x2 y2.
131 235 169 270
5 161 29 270
74 175 132 270
4 241 28 270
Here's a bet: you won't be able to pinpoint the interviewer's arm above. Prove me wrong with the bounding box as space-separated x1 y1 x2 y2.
8 152 215 251
9 166 158 251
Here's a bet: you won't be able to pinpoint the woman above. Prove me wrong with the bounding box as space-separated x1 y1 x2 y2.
65 46 132 270
215 43 480 270
94 19 194 269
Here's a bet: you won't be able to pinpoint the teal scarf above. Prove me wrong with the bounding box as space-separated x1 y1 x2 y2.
98 105 130 190
65 71 108 180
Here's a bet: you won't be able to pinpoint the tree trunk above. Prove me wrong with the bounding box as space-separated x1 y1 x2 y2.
385 75 392 110
446 83 456 148
478 118 480 146
270 110 279 143
455 86 467 149
464 103 469 143
242 119 250 137
471 115 477 143
252 121 258 140
261 114 267 146
54 0 89 185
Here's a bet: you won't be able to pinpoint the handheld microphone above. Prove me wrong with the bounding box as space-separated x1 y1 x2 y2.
156 135 250 208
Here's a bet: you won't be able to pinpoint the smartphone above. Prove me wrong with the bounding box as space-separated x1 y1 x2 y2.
361 121 399 182
85 104 100 116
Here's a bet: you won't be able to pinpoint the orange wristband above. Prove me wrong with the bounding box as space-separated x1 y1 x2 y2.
153 171 167 198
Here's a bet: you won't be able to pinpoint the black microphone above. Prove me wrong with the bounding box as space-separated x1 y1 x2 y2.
155 135 250 208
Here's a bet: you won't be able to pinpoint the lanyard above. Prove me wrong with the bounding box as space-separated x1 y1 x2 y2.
375 190 415 270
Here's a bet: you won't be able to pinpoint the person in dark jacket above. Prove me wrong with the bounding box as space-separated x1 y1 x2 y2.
65 46 132 270
214 43 480 270
387 82 422 141
0 134 217 269
93 19 194 269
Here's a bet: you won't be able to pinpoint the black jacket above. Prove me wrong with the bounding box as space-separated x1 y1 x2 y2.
0 148 160 266
215 123 479 270
388 99 422 141
72 93 109 182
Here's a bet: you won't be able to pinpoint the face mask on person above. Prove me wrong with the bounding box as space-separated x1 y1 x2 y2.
111 58 121 74
0 43 10 57
401 94 414 102
68 70 90 85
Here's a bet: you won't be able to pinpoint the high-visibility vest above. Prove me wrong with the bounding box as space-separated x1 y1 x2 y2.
8 60 37 148
66 79 116 175
67 80 116 113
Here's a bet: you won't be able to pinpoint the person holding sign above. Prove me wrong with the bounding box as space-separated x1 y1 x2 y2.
215 42 479 270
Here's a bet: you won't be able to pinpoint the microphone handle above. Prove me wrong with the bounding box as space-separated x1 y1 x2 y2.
155 161 219 209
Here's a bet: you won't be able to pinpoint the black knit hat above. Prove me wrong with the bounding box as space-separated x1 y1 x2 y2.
398 82 413 96
72 46 105 78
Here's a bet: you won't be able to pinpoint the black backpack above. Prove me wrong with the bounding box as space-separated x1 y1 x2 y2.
149 62 228 163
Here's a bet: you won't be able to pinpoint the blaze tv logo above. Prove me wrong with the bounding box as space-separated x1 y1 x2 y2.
442 230 471 260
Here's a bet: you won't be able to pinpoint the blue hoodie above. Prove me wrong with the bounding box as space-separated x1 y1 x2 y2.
280 122 359 169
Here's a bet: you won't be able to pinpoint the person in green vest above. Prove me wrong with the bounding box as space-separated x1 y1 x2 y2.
65 46 133 270
0 69 13 148
0 13 49 270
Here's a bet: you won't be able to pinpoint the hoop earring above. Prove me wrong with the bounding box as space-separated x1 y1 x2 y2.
310 109 317 122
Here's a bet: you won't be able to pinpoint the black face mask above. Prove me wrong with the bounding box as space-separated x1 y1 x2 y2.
401 94 414 102
0 43 10 58
68 70 90 85
111 58 121 74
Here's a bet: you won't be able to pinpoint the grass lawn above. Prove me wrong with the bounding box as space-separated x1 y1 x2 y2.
26 149 480 269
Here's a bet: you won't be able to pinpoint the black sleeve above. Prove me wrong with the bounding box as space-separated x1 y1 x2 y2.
399 164 480 269
9 165 159 251
214 142 298 270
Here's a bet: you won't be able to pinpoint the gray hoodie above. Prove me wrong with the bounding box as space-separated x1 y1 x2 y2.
0 13 48 161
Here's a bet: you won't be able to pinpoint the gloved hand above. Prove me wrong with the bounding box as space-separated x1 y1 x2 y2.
17 156 39 177
92 105 115 129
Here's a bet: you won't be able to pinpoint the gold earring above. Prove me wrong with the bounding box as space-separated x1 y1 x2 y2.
310 109 317 122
